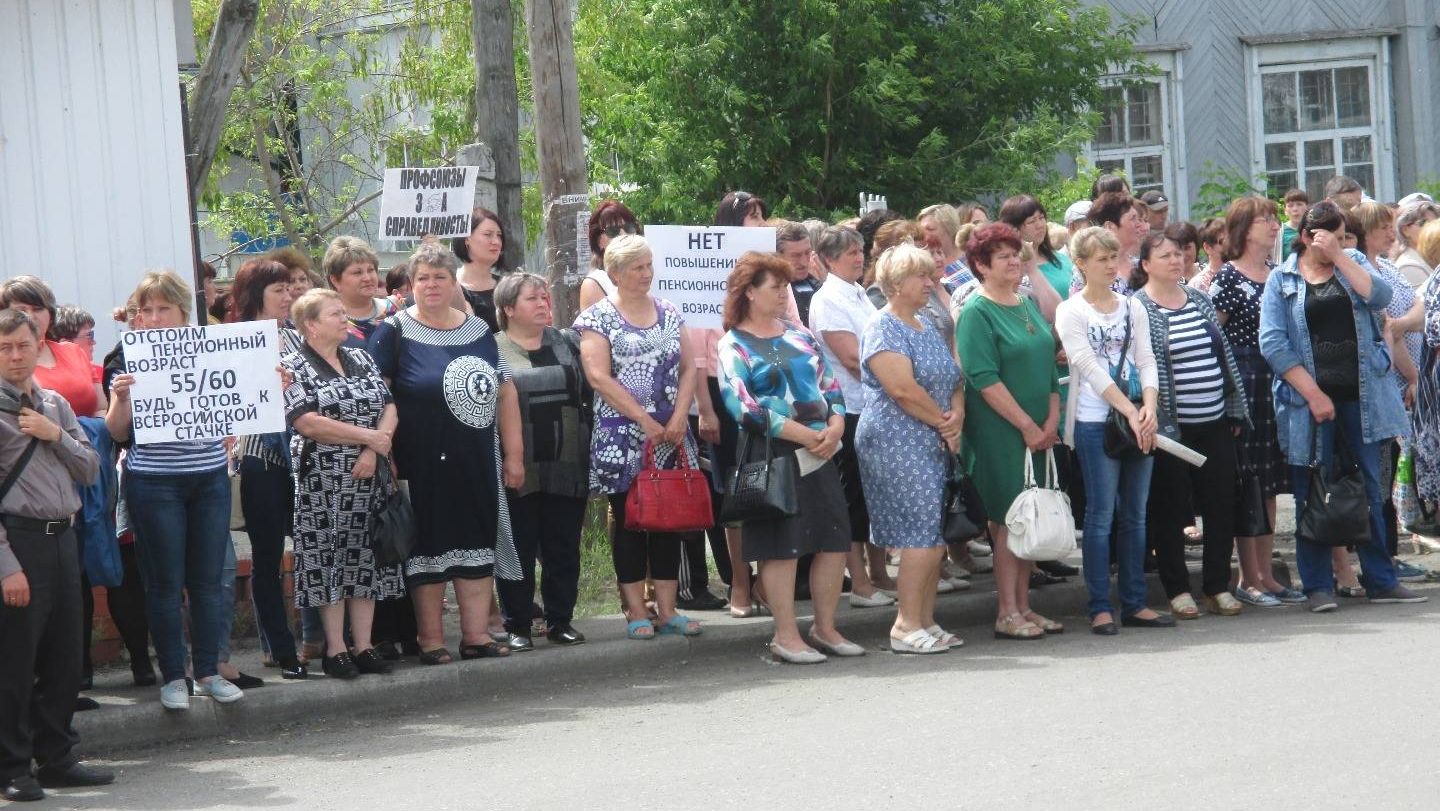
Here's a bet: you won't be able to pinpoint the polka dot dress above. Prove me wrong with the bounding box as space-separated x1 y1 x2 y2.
1212 262 1288 497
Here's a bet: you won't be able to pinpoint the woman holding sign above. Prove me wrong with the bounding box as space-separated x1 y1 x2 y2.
106 271 242 710
370 242 525 663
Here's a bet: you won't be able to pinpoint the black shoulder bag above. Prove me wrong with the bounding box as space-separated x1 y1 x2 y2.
369 455 416 566
942 452 987 543
0 401 41 507
1103 302 1179 459
718 429 798 524
1296 420 1370 547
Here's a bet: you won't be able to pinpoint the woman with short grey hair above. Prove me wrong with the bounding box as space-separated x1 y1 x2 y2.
1394 202 1440 288
492 272 591 650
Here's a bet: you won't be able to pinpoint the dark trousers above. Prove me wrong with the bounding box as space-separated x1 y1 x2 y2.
498 492 586 633
607 492 682 583
105 543 152 674
239 458 298 660
1147 419 1238 598
0 527 82 781
372 596 418 651
681 408 735 599
80 564 92 682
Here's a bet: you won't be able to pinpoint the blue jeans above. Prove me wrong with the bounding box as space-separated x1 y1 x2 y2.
1074 421 1154 618
126 467 232 683
1290 400 1399 596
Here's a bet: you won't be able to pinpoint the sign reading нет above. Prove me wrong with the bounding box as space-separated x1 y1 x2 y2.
645 225 777 329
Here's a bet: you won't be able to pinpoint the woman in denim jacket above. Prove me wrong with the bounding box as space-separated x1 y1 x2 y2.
1258 202 1426 611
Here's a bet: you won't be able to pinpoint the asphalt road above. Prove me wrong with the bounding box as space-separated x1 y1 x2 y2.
41 577 1440 811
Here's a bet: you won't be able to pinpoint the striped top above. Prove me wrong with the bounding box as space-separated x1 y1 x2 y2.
236 326 302 467
1156 298 1226 423
126 436 228 475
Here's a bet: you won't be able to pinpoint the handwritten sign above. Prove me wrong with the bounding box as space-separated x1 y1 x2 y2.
123 321 285 444
646 225 776 329
378 166 480 240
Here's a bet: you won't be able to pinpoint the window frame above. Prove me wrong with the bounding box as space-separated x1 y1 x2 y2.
1083 50 1187 219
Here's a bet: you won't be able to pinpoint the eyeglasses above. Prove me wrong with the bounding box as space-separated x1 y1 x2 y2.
603 222 639 238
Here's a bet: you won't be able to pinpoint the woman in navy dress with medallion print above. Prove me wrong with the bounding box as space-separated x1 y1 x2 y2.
370 244 525 664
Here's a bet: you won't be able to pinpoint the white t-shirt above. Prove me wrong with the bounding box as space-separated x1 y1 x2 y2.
1074 299 1140 423
807 274 877 413
585 268 617 297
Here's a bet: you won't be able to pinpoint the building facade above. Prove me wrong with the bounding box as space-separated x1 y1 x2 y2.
1080 0 1440 219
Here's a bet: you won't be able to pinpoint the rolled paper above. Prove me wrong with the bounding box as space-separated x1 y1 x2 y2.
1155 434 1207 467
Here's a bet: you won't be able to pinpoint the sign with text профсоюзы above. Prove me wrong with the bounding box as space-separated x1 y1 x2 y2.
123 320 285 444
377 166 480 241
645 225 776 329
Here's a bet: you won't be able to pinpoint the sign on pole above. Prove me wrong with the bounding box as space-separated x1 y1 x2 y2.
646 225 776 329
378 166 480 241
123 320 286 444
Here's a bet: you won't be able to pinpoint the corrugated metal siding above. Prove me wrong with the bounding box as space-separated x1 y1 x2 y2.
0 0 194 348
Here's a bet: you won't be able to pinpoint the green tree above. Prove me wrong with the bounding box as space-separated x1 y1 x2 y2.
576 0 1142 223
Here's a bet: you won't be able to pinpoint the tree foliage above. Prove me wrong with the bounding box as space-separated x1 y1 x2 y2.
576 0 1143 223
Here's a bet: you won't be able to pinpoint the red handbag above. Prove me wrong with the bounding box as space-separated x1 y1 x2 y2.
624 439 714 532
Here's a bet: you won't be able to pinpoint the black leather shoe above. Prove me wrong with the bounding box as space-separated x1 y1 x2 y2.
353 648 394 674
676 590 727 611
1121 613 1177 628
373 641 401 661
546 623 586 646
1029 570 1066 588
133 666 158 687
1090 621 1119 636
2 775 44 802
75 697 100 712
322 652 360 680
230 672 265 689
36 762 115 788
278 657 308 680
1037 560 1079 577
507 634 535 652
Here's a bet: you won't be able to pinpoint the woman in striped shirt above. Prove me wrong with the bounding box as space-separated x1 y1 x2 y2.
106 271 244 710
1133 233 1251 620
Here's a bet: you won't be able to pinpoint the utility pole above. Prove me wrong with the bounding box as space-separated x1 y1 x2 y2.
526 0 589 325
471 0 527 269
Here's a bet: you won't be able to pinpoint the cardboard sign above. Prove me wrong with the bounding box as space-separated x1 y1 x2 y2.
646 225 776 329
378 166 480 240
123 320 285 444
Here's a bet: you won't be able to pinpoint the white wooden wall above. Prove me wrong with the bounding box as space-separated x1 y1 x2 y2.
0 0 194 350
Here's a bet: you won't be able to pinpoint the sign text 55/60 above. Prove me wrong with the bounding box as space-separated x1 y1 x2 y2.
170 370 238 396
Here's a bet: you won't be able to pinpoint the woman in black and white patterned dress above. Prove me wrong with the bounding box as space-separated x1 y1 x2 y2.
283 289 405 680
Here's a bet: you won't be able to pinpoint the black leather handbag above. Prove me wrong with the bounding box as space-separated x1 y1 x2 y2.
942 453 987 543
370 457 417 566
1296 425 1370 548
718 430 799 524
1104 308 1180 458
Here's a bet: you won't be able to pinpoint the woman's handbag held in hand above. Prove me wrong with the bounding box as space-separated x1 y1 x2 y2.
370 457 417 566
942 453 987 543
625 439 714 532
1296 423 1370 548
1005 449 1077 561
718 430 798 524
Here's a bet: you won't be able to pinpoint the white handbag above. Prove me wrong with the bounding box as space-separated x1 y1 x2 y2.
1004 449 1077 562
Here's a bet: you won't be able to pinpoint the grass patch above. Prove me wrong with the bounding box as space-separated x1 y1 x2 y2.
575 498 621 618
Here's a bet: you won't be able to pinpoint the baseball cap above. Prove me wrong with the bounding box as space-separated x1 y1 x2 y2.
1063 200 1091 226
1139 190 1170 210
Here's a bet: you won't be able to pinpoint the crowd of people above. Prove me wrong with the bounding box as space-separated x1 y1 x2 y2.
5 175 1440 800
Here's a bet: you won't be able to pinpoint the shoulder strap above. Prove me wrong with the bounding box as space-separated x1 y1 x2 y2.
0 437 40 505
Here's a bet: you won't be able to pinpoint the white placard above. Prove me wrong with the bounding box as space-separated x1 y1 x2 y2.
377 166 480 240
646 225 777 329
122 320 285 444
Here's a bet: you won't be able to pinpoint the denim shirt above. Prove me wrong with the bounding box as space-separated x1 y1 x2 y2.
1258 249 1408 464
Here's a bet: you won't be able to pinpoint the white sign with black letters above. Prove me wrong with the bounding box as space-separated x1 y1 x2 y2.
123 320 285 444
378 166 480 240
646 225 776 329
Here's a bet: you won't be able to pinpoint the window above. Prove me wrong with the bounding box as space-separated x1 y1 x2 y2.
1259 63 1376 199
1091 80 1169 196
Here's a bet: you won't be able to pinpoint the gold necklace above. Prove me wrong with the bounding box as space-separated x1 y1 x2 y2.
1002 297 1036 334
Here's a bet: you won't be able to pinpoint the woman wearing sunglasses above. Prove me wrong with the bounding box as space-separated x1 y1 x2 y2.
579 201 642 311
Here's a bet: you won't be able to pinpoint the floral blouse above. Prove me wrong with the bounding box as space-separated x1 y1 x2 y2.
717 324 845 437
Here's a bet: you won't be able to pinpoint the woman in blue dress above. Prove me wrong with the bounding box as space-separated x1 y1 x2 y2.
856 244 965 654
370 243 525 664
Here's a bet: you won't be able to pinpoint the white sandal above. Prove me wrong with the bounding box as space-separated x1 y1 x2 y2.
926 625 964 649
889 628 947 654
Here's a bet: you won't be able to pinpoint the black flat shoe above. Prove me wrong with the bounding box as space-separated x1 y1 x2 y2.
230 672 265 689
36 761 115 788
3 775 43 802
278 657 308 680
353 648 393 674
1090 621 1119 636
1037 560 1079 577
373 641 401 661
676 590 727 611
133 667 158 687
546 623 586 645
75 697 100 712
1121 613 1177 628
507 634 535 652
322 652 360 679
459 641 510 659
1029 570 1067 588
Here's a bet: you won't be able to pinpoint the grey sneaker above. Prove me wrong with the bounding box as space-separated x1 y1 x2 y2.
160 678 190 710
1368 585 1429 604
198 676 244 703
1307 592 1339 613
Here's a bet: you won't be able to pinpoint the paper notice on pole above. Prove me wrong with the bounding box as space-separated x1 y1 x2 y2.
377 166 479 240
121 320 285 444
1155 434 1207 467
575 210 592 277
646 225 777 329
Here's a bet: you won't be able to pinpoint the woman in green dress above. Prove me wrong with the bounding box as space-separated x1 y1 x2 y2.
955 223 1062 641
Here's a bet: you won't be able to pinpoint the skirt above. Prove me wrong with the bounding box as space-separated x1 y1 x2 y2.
738 437 852 562
1233 347 1289 498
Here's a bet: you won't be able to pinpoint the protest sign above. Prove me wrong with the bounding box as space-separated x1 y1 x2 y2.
122 320 285 444
378 166 479 240
646 225 776 329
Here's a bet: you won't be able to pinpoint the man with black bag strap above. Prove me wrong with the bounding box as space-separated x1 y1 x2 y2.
0 310 111 802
